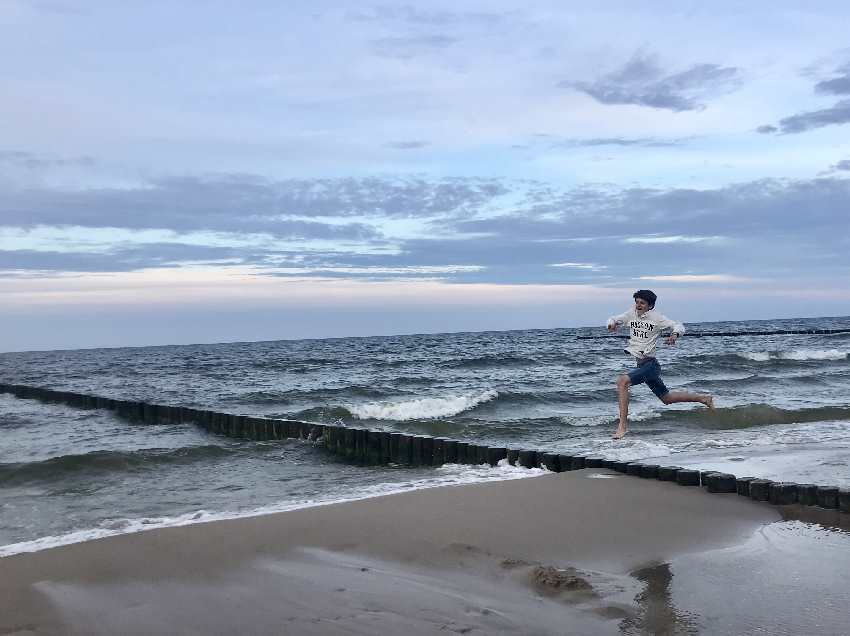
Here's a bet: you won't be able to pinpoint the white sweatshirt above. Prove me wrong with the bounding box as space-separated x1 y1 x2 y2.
606 308 685 359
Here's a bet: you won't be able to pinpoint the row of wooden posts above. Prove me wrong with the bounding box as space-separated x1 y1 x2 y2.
2 382 848 514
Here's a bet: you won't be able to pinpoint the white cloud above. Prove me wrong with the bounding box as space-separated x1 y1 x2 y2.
0 225 398 256
0 264 618 307
637 274 750 283
267 265 486 275
548 262 606 271
623 235 726 244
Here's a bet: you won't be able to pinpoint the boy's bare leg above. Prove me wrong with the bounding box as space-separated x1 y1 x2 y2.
614 375 630 439
661 392 715 410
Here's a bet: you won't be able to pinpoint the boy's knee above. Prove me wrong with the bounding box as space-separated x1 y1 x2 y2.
659 393 672 404
617 375 631 389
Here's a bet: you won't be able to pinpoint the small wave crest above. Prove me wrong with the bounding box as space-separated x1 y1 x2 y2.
737 349 848 362
250 357 339 369
660 404 850 430
488 388 616 406
350 390 498 421
558 414 616 428
440 355 538 369
0 445 234 485
289 406 354 422
227 385 394 405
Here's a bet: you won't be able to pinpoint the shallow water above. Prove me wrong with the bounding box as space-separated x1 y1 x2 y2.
1 316 849 552
662 520 850 635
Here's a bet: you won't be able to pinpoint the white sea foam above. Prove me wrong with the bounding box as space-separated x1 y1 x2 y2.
577 420 849 464
591 440 674 462
699 438 747 449
739 352 771 362
559 414 612 427
624 408 662 422
738 349 848 362
659 420 850 457
0 460 544 559
349 390 498 420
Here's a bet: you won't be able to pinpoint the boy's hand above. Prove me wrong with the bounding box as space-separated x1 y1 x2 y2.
607 323 618 332
665 334 678 345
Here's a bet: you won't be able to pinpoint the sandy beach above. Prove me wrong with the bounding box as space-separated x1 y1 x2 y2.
0 468 784 635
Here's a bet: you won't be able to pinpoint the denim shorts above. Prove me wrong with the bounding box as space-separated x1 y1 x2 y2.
627 357 669 399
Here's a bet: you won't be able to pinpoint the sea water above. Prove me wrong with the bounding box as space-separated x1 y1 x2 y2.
1 316 849 554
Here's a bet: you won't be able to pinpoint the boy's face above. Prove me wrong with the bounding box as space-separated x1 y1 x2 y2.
634 297 651 314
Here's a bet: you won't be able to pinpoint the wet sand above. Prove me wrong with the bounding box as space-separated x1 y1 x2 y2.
1 469 779 635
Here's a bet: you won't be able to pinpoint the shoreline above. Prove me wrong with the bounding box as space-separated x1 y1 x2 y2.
0 463 549 559
1 469 779 635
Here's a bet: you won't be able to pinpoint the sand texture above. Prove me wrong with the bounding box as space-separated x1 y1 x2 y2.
0 469 779 635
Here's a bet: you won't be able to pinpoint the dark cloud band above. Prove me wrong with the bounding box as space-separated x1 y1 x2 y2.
759 99 850 134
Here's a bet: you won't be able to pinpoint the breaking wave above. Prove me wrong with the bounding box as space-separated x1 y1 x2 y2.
349 390 499 421
737 349 848 362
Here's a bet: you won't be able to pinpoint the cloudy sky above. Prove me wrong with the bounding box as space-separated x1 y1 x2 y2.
2 1 849 351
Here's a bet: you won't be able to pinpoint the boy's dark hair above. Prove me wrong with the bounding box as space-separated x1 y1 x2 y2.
633 289 657 309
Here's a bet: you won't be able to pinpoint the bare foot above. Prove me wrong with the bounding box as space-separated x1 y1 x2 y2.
704 395 715 411
612 426 628 440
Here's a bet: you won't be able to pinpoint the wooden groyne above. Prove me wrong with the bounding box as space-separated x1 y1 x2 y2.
2 382 848 515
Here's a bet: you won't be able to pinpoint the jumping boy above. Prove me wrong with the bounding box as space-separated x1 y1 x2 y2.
607 290 714 440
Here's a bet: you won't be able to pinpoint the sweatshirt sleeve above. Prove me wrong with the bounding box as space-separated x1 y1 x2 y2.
606 309 632 329
656 314 685 336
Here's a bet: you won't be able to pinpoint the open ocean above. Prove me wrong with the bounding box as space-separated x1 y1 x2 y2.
2 315 849 556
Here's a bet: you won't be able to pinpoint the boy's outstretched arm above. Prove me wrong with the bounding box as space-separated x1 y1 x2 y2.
657 314 685 345
606 310 631 332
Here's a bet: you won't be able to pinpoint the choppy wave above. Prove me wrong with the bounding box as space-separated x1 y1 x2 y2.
393 375 440 385
291 388 617 417
349 390 498 421
250 357 340 369
496 388 617 405
0 445 235 485
374 358 435 368
289 406 354 422
655 404 850 430
396 417 564 439
682 374 765 389
737 349 848 362
224 390 295 405
682 373 838 390
439 355 538 369
227 385 396 405
0 414 32 430
559 414 617 428
4 316 850 558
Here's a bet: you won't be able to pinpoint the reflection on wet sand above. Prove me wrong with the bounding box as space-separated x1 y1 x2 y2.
621 562 698 635
658 520 850 636
779 505 850 533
